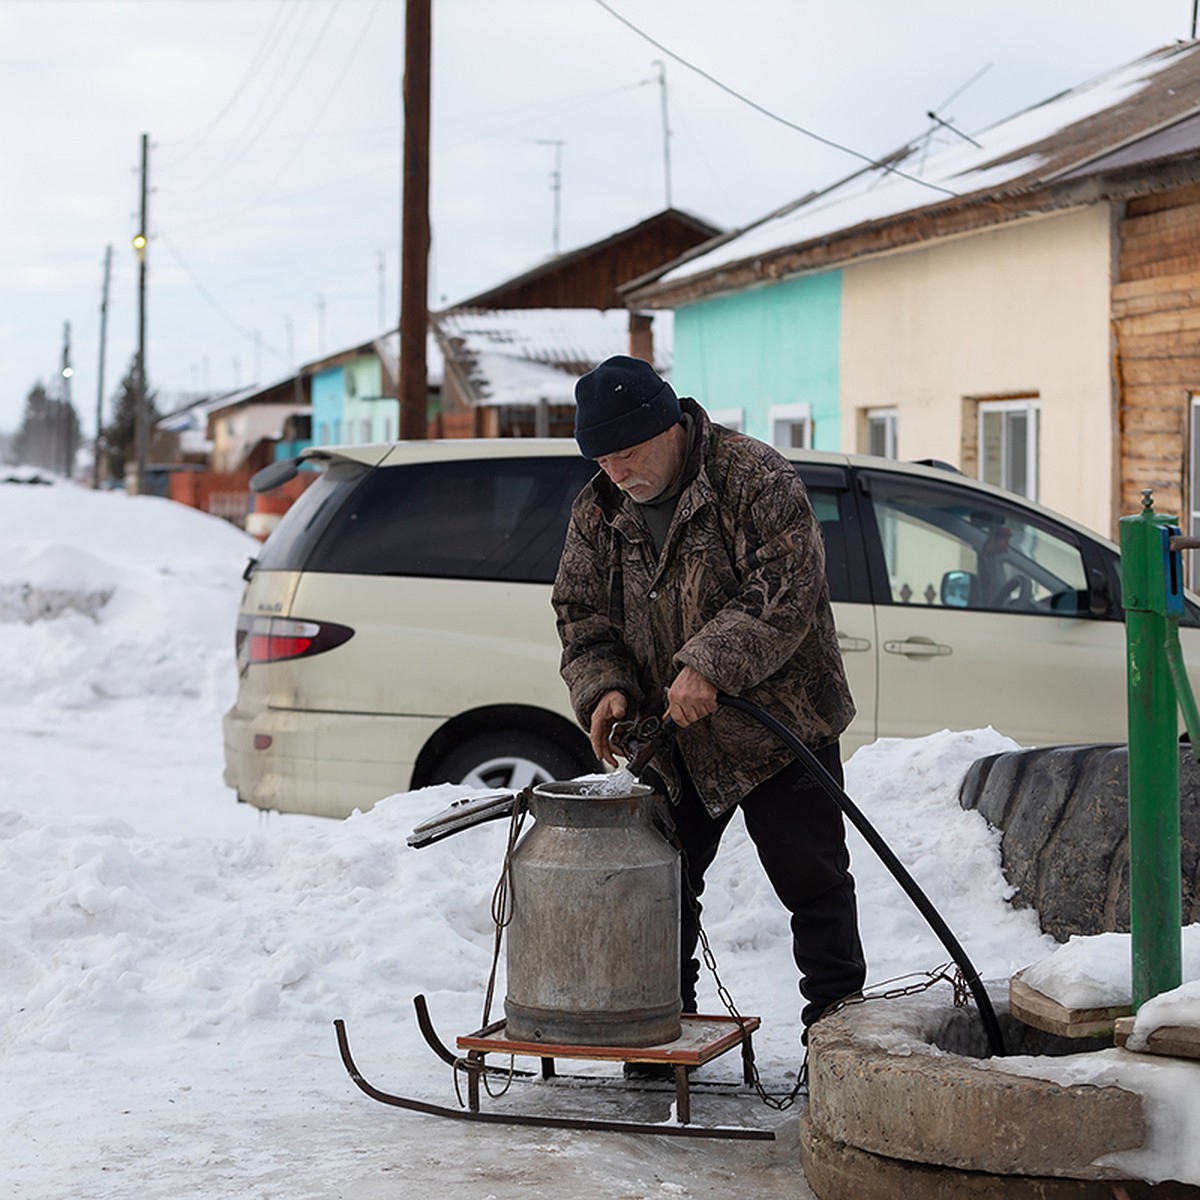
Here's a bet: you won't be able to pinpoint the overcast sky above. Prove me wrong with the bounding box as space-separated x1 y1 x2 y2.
1 0 1193 439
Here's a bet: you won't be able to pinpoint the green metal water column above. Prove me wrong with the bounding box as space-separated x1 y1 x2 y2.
1119 489 1197 1009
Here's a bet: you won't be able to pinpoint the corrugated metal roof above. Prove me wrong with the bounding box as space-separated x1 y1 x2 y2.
433 308 673 406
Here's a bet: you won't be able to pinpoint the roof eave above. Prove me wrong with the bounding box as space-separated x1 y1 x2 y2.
626 155 1200 307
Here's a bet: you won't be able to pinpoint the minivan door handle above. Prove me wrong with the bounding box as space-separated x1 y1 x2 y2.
836 632 871 653
884 637 952 658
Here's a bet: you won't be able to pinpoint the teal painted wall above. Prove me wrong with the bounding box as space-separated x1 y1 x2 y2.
670 272 842 450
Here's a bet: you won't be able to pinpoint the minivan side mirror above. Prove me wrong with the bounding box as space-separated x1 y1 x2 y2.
941 569 975 609
250 458 301 494
1088 567 1112 618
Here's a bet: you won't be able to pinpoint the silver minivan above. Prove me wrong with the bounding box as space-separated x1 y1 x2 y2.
223 438 1200 819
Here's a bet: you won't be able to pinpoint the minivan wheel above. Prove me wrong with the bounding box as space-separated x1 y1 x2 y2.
433 731 593 791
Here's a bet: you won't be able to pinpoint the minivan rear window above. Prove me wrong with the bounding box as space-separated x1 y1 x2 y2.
301 456 597 584
255 461 369 572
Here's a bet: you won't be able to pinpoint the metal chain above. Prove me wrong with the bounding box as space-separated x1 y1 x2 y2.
652 798 807 1108
821 963 974 1020
658 797 976 1110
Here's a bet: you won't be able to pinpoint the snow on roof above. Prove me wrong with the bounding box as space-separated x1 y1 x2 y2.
654 42 1199 290
434 307 673 406
373 330 445 389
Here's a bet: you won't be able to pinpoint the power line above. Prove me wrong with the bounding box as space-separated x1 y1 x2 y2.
163 0 388 240
438 79 650 155
156 229 288 368
177 0 333 195
157 0 295 169
217 0 344 179
244 0 386 208
590 0 959 200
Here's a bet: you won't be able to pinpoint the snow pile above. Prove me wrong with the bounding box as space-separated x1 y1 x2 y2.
2 477 1199 1194
843 727 1055 983
0 478 254 712
1131 979 1200 1051
1022 926 1200 1010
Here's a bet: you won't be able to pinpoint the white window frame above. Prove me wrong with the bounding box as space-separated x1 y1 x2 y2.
978 397 1040 500
707 407 744 432
865 407 898 459
769 403 811 450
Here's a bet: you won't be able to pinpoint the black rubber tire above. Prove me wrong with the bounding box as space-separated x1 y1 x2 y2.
959 742 1200 939
432 730 595 791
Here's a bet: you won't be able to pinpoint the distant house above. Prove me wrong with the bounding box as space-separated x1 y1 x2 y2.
206 375 311 474
434 208 719 436
433 307 654 438
162 374 311 536
307 332 443 446
626 42 1200 550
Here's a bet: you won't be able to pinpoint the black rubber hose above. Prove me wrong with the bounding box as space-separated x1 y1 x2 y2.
716 691 1007 1058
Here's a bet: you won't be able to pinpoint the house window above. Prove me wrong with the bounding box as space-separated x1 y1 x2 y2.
978 397 1039 500
865 407 898 458
383 418 393 443
708 407 744 432
1190 395 1200 590
360 419 371 443
769 404 811 450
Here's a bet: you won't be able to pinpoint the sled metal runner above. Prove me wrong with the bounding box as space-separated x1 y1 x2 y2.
334 1002 775 1141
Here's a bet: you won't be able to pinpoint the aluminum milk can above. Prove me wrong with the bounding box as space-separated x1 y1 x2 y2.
503 779 682 1047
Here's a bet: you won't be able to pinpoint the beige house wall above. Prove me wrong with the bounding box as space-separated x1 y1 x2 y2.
839 205 1116 538
210 403 305 473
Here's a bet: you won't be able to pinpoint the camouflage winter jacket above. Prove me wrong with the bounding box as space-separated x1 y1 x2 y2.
552 398 855 815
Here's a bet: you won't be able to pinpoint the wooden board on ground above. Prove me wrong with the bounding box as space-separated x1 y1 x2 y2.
1114 1015 1200 1060
1010 970 1131 1038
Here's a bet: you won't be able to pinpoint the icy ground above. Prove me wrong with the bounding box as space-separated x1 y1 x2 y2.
1 477 1197 1197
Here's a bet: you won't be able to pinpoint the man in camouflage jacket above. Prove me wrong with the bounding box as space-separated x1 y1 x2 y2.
552 355 866 1032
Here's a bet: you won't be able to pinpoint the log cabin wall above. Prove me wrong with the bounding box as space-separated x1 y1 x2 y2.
1113 182 1200 530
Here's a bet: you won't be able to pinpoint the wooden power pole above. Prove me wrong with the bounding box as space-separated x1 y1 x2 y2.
94 245 112 489
398 0 431 440
134 132 150 491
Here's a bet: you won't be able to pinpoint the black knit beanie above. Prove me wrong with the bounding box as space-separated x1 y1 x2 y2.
573 355 681 459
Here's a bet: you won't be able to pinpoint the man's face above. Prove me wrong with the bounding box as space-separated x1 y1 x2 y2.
595 424 685 502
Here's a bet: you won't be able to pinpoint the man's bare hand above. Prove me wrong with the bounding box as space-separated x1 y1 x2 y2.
589 690 628 767
667 666 718 728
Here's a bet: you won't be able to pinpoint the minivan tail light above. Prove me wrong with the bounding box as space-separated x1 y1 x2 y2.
247 617 354 664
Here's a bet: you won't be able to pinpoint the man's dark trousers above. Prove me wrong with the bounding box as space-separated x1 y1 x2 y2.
661 743 866 1030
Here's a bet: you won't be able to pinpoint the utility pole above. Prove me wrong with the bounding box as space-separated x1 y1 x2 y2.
94 245 112 488
398 0 431 440
535 139 565 256
285 314 303 409
60 321 73 477
653 60 673 210
133 132 150 494
377 250 386 330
